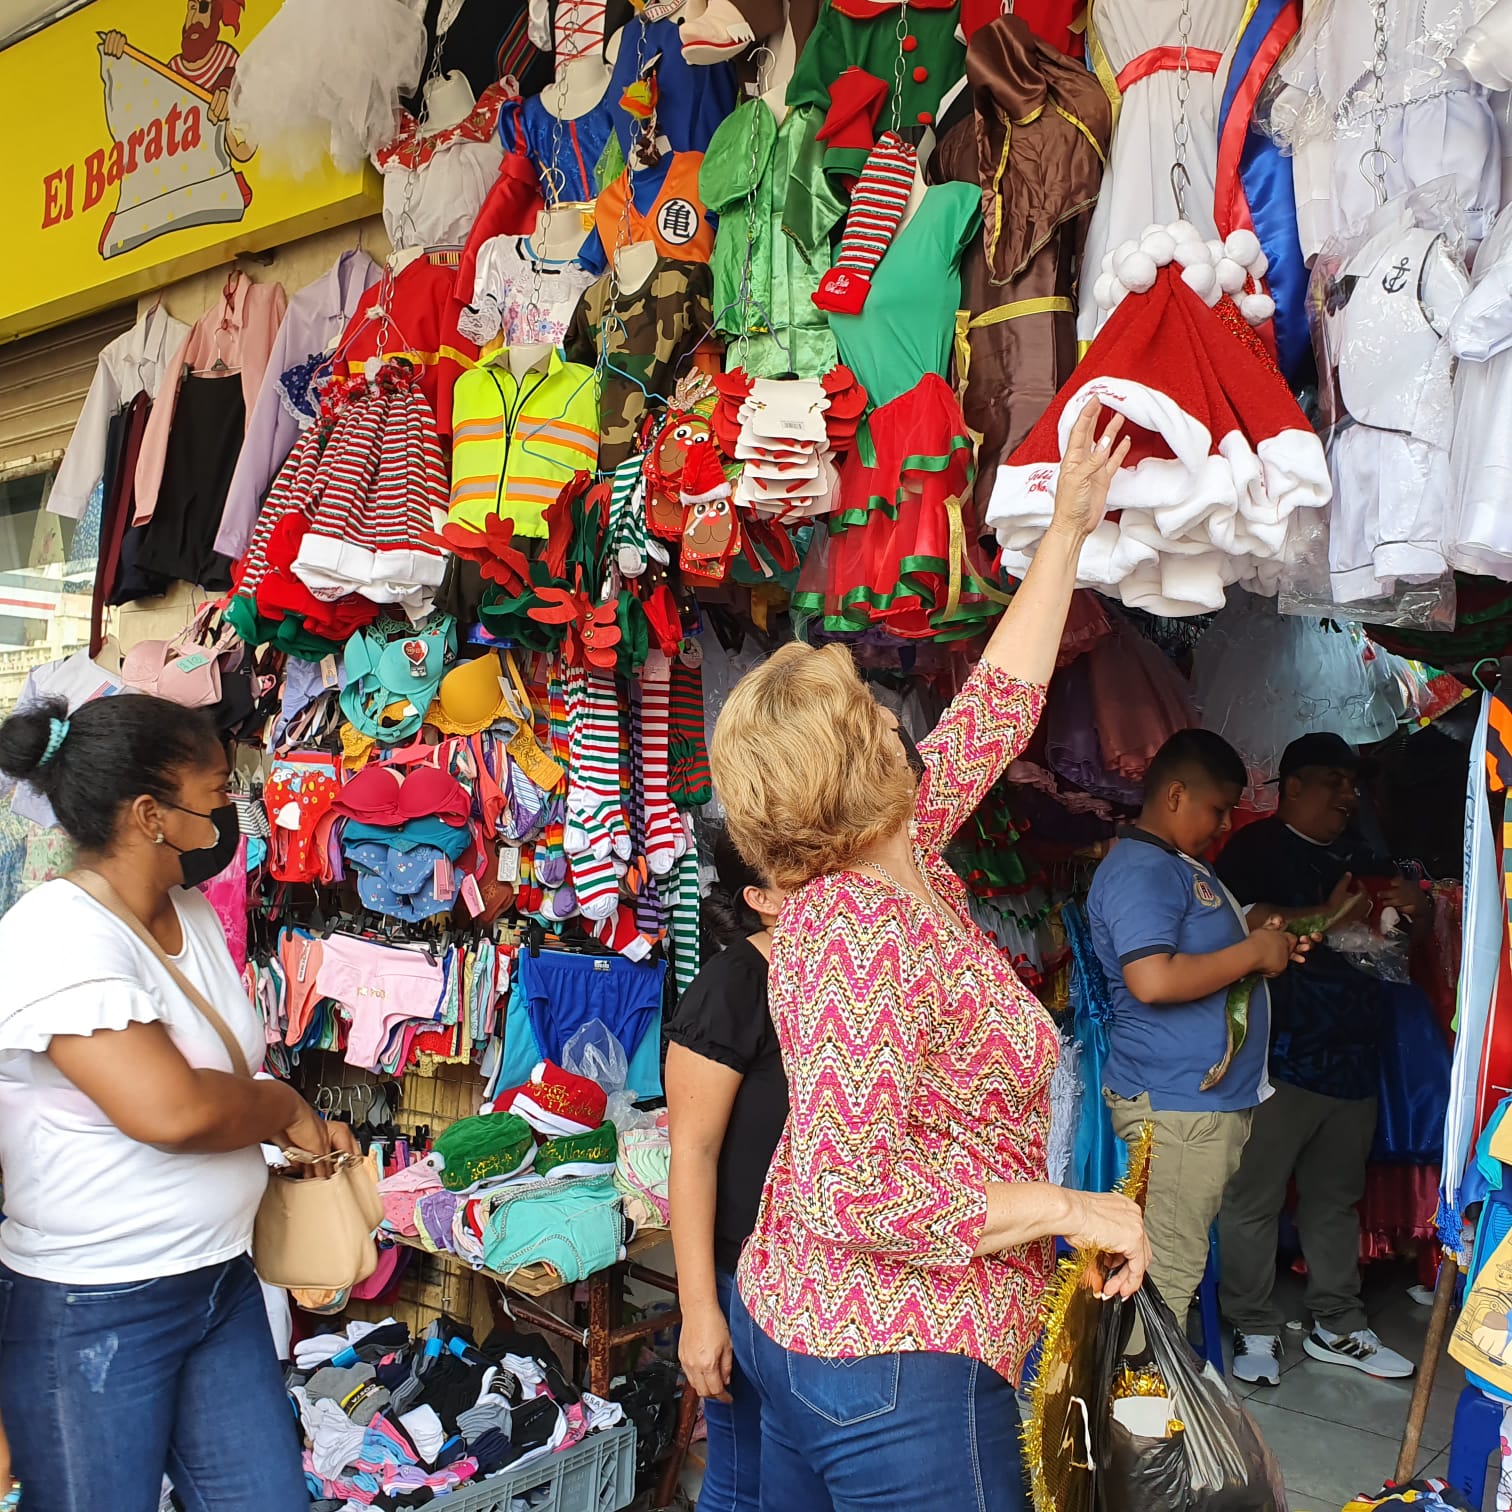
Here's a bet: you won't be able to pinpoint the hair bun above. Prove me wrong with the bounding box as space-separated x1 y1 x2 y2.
0 696 70 783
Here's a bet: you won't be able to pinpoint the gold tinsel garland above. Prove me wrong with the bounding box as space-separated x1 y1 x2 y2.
1022 1121 1155 1512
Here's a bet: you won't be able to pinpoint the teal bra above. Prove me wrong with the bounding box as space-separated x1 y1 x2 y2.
339 617 458 744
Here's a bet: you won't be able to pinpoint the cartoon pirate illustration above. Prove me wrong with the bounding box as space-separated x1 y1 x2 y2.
103 0 249 156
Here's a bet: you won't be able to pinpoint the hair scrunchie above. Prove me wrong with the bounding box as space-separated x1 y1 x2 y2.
39 717 70 767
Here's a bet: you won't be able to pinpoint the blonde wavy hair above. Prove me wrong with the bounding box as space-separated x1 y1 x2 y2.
710 642 916 891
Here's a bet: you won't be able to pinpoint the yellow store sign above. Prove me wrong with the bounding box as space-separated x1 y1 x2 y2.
1 0 381 340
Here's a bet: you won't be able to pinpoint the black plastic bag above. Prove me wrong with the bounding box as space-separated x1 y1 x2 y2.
611 1359 681 1487
1095 1283 1287 1512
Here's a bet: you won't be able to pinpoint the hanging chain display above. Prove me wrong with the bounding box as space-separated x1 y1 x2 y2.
890 0 910 135
1361 0 1393 206
596 19 652 400
526 15 582 334
1169 0 1193 216
732 47 775 370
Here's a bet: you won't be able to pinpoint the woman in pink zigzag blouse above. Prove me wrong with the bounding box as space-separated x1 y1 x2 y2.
709 399 1150 1511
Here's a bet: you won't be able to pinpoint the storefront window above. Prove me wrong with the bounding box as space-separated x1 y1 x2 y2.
0 464 95 715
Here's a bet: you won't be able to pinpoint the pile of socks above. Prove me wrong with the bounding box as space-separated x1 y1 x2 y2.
293 1316 626 1509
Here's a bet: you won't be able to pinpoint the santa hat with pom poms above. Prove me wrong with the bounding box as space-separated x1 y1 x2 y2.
985 264 1329 616
1094 222 1276 327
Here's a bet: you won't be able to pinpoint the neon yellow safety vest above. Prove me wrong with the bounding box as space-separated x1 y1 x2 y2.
448 349 600 538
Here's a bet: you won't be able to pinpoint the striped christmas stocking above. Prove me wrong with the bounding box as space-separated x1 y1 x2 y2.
640 651 689 876
669 658 711 808
812 131 919 316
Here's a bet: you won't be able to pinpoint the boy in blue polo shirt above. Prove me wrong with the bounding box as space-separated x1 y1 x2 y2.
1087 729 1304 1321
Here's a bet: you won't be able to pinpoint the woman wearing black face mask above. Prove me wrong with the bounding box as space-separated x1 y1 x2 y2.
0 693 351 1512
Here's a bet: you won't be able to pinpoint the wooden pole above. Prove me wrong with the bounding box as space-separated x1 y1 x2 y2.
1395 1251 1460 1483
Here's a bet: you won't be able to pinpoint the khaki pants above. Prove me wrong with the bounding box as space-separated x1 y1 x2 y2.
1218 1079 1377 1335
1106 1091 1253 1316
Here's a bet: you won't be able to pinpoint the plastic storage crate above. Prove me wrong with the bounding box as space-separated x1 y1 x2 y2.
414 1424 637 1512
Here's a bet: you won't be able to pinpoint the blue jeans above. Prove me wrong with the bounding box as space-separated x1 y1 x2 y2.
696 1270 763 1512
728 1282 1028 1512
0 1253 306 1512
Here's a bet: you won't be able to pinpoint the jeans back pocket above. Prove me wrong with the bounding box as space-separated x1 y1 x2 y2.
786 1349 900 1427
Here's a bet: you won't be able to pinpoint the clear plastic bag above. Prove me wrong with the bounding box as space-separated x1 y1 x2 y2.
562 1019 628 1095
1327 922 1412 983
1096 1284 1287 1512
1254 0 1486 155
1275 506 1459 629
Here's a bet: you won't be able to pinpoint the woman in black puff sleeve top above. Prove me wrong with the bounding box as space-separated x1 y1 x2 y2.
665 827 787 1512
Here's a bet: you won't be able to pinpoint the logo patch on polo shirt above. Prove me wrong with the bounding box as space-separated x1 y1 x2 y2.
1193 878 1220 908
656 198 700 245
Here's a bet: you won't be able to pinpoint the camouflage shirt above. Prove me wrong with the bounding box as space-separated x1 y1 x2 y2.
564 259 716 470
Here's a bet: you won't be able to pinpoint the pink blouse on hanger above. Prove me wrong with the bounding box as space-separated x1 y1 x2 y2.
133 273 288 527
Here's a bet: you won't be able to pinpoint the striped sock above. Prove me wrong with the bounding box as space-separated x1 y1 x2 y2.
532 668 574 904
669 658 711 809
627 677 667 940
812 131 918 316
670 822 701 998
564 665 631 861
562 663 621 919
609 456 648 577
640 651 688 877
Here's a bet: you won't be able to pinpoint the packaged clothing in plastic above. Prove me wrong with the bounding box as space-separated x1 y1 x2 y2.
1095 1285 1286 1512
1446 202 1512 579
1455 0 1512 87
1307 191 1470 606
1259 0 1499 261
1192 591 1407 799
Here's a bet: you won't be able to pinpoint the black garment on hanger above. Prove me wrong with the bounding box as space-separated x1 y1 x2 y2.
134 374 241 590
102 394 175 611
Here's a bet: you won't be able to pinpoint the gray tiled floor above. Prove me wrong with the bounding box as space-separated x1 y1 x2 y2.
1231 1266 1472 1511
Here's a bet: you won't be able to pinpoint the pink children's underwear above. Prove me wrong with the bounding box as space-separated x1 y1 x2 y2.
315 934 445 1072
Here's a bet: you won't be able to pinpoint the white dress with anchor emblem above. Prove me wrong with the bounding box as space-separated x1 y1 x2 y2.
1313 213 1468 603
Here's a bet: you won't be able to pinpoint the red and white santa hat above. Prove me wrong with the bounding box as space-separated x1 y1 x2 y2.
679 444 733 509
987 267 1329 611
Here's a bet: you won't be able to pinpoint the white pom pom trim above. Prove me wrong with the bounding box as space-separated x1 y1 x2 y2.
1223 228 1262 266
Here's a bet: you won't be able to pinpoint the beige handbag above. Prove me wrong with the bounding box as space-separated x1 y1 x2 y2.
67 870 384 1291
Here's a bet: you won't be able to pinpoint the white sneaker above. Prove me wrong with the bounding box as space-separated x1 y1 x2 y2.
1303 1326 1415 1379
1230 1331 1282 1386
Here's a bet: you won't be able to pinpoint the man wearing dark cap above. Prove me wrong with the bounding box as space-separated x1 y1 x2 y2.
1214 733 1423 1386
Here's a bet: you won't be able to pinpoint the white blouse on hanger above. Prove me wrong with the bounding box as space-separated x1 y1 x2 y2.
48 306 190 521
375 82 511 252
458 236 597 349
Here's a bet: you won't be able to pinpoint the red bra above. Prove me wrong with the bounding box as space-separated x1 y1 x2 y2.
332 762 471 827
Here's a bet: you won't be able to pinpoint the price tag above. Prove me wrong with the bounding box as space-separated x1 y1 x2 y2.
433 857 455 901
173 652 210 673
460 874 484 918
320 655 339 689
678 637 703 670
497 845 521 883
